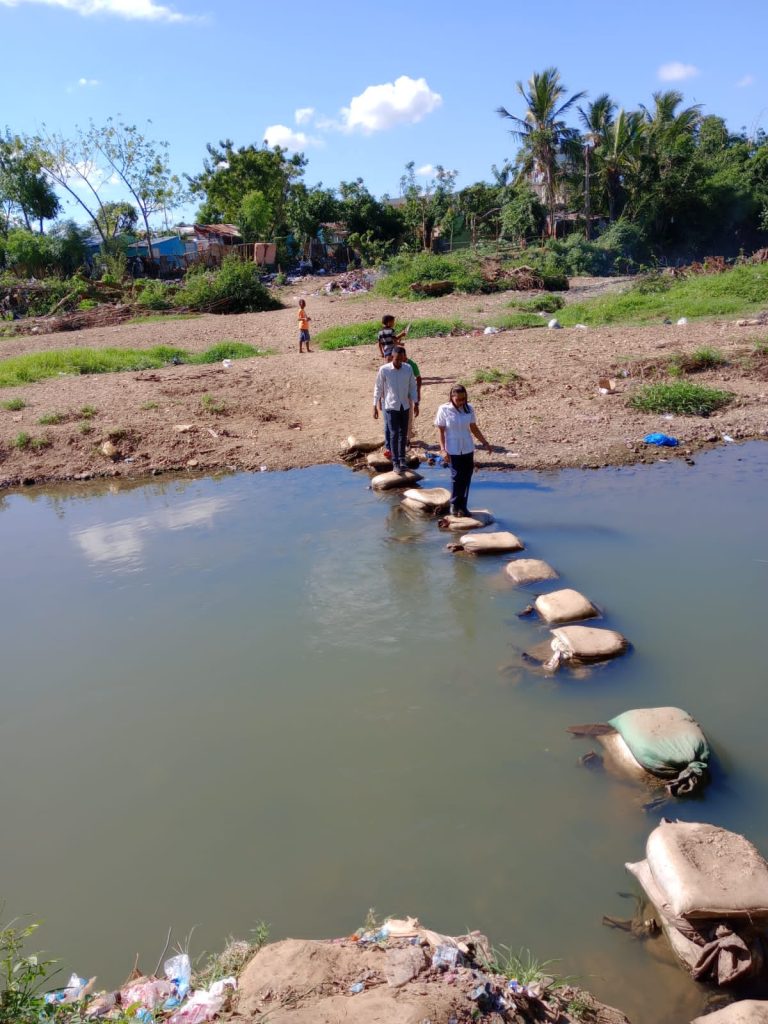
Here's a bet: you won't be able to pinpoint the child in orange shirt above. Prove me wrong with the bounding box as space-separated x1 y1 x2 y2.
298 299 312 353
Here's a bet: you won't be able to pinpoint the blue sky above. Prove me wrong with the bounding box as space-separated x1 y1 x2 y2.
1 0 767 224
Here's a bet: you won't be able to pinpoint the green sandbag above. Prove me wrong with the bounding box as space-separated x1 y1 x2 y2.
609 707 709 791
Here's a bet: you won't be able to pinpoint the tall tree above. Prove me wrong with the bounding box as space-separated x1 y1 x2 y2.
399 162 458 250
0 131 60 234
188 141 306 239
87 119 186 258
578 94 615 237
497 68 585 236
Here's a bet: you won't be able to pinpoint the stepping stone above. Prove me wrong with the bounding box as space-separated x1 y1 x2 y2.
402 486 451 511
505 558 559 585
458 531 524 554
372 469 423 491
551 625 628 661
367 452 420 471
691 1000 768 1024
535 588 597 624
341 436 383 455
438 511 495 531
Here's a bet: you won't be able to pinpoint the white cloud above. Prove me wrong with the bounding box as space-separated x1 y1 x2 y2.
415 163 434 177
78 76 100 86
294 107 315 126
0 0 192 23
341 75 442 134
657 61 700 82
263 124 320 152
736 74 755 88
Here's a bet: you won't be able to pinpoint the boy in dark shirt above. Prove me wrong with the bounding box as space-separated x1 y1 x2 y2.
377 314 408 360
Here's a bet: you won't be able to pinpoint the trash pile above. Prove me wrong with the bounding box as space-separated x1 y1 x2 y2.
323 269 375 294
626 821 768 987
44 953 236 1022
236 915 629 1024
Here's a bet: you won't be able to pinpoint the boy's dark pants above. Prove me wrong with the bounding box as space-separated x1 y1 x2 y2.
384 407 409 466
449 452 474 513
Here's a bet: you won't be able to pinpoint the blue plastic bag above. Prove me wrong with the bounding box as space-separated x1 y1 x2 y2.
643 433 679 447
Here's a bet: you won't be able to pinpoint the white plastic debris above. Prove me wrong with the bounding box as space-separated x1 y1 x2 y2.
167 977 236 1024
260 465 267 472
574 323 588 330
222 359 233 368
723 434 734 442
677 317 689 325
483 326 500 335
548 318 562 329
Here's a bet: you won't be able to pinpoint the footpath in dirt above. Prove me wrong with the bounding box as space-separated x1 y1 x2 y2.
0 277 766 488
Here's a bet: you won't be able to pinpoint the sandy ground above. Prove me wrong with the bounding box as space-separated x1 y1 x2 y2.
1 276 766 489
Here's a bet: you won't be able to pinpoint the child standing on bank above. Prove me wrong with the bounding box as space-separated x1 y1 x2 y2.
377 314 408 360
298 299 312 353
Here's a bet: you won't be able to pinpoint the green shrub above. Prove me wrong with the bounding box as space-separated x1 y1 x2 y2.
511 295 565 313
1 398 25 410
176 255 283 314
135 279 173 310
629 381 733 416
12 431 31 449
468 368 521 385
375 251 486 298
77 298 99 310
675 347 728 373
194 341 269 362
201 393 227 415
37 411 65 425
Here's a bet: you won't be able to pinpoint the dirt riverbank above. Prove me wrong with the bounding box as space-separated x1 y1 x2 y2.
1 277 766 488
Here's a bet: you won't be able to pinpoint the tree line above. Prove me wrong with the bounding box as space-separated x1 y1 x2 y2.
2 66 767 278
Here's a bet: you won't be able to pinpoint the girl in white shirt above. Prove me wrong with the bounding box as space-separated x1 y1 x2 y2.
434 384 491 516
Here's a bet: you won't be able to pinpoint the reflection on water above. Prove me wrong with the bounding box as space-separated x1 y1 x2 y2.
73 496 233 570
1 445 767 1024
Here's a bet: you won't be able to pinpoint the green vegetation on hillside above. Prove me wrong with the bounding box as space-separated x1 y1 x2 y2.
316 317 472 350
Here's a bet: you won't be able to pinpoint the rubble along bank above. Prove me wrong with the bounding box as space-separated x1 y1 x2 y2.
1 282 767 489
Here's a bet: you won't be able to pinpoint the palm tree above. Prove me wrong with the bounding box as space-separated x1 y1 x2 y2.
497 67 585 237
599 108 645 221
578 94 615 237
635 91 701 235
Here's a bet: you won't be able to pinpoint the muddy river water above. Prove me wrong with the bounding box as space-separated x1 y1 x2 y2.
1 443 767 1023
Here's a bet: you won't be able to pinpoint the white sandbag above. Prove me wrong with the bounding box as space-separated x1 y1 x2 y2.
691 1001 768 1024
643 821 768 920
438 511 495 531
550 625 628 661
505 559 559 585
368 452 421 471
371 470 423 491
535 588 597 624
459 531 524 554
342 436 383 455
598 732 652 782
402 487 451 510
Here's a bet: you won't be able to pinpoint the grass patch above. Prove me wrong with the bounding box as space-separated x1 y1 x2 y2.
629 381 734 416
12 431 31 449
140 400 159 411
671 346 728 374
1 397 26 410
558 264 768 327
80 404 97 419
467 368 521 386
316 317 472 350
0 343 268 388
127 312 201 324
37 411 66 425
509 294 565 313
490 313 547 330
201 393 227 415
79 423 93 435
12 431 51 450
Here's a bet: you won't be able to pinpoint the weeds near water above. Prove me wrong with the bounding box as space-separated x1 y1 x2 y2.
480 945 561 987
11 432 30 449
0 917 59 1023
629 381 733 416
1 398 25 411
194 922 269 989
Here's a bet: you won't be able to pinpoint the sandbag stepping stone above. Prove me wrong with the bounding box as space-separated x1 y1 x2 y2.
367 452 421 471
341 435 383 456
535 588 597 624
692 1001 768 1024
372 469 423 490
438 510 495 531
505 558 558 585
457 531 524 554
548 625 628 665
401 486 451 512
